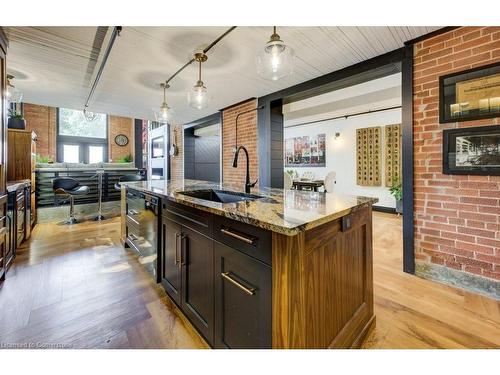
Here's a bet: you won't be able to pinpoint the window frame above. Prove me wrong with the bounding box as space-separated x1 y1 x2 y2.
56 108 109 163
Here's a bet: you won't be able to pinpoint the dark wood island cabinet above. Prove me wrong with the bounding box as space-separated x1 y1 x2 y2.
122 179 377 349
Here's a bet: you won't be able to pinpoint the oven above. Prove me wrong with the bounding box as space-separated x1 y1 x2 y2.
151 167 163 180
125 189 161 282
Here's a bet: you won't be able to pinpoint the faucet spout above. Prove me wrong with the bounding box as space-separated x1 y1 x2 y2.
232 145 257 194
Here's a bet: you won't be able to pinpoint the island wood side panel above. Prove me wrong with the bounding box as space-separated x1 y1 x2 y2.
272 206 375 348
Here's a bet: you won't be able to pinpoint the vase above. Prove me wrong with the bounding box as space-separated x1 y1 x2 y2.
395 199 403 214
8 117 26 129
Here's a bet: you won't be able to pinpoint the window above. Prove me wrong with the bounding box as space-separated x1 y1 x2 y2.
88 145 105 163
57 108 108 164
62 144 80 163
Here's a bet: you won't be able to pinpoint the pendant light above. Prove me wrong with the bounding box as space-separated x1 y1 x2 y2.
256 26 295 81
83 106 98 122
6 74 23 103
187 52 209 110
155 82 170 123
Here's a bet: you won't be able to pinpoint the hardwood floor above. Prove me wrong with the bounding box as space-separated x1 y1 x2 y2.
0 218 208 349
365 212 500 349
0 213 498 349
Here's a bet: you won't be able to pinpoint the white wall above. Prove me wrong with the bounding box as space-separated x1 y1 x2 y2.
284 108 401 208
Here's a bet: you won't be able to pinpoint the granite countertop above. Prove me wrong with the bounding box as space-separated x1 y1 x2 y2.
7 179 31 193
123 179 378 236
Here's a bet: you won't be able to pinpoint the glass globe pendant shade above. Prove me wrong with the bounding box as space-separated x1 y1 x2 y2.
82 107 98 122
188 80 209 110
6 75 23 103
6 86 23 103
156 101 170 123
256 29 295 81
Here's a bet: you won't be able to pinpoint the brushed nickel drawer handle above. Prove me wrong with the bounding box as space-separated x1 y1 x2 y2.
175 233 180 266
221 272 255 296
220 228 255 245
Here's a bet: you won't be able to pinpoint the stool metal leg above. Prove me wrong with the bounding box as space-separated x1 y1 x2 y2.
67 195 77 225
94 171 105 221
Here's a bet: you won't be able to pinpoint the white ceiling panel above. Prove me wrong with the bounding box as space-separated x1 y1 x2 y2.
4 26 440 123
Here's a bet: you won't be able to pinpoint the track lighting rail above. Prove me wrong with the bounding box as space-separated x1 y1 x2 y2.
84 26 122 114
163 26 237 87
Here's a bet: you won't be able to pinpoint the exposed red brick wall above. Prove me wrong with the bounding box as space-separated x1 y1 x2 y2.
413 26 500 281
108 115 134 162
23 103 57 160
222 99 258 185
170 123 184 180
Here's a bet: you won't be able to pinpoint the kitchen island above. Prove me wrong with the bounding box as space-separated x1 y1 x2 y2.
121 179 377 349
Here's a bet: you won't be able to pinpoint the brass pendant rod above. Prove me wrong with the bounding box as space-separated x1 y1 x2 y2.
163 26 237 86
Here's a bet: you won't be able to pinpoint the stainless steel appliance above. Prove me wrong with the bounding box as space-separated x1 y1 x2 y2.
125 189 161 282
24 185 31 240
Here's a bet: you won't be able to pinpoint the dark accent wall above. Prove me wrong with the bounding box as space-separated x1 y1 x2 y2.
184 128 195 179
184 126 220 182
270 100 284 188
134 119 143 168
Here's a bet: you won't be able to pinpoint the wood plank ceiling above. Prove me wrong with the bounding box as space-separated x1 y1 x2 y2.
4 26 440 123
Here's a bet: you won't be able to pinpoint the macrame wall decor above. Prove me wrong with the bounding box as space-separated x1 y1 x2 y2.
356 126 381 186
384 124 402 187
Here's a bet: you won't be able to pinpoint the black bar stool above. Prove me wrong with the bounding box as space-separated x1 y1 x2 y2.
53 177 90 224
114 174 145 191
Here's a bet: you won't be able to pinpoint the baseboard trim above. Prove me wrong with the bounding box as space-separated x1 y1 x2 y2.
416 261 500 300
373 206 397 214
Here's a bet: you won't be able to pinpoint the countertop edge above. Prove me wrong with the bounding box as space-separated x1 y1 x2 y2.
125 184 378 236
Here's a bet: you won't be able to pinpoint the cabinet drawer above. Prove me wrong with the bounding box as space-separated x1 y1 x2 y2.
214 241 271 349
162 199 213 237
213 216 271 266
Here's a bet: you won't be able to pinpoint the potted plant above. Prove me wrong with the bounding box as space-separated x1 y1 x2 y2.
117 153 133 163
36 154 54 164
389 179 403 214
8 108 26 129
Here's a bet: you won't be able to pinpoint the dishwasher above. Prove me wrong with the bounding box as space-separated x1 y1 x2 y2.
125 189 161 283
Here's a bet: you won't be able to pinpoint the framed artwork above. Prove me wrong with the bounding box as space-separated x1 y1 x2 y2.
439 62 500 123
284 134 326 167
443 125 500 175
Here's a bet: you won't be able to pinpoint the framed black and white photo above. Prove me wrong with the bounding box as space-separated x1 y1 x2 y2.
443 125 500 175
439 62 500 123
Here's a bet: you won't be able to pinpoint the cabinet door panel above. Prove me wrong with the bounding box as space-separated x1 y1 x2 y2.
161 217 182 305
181 226 214 345
214 241 271 349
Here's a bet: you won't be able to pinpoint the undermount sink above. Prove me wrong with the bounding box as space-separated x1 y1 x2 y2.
178 189 262 204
